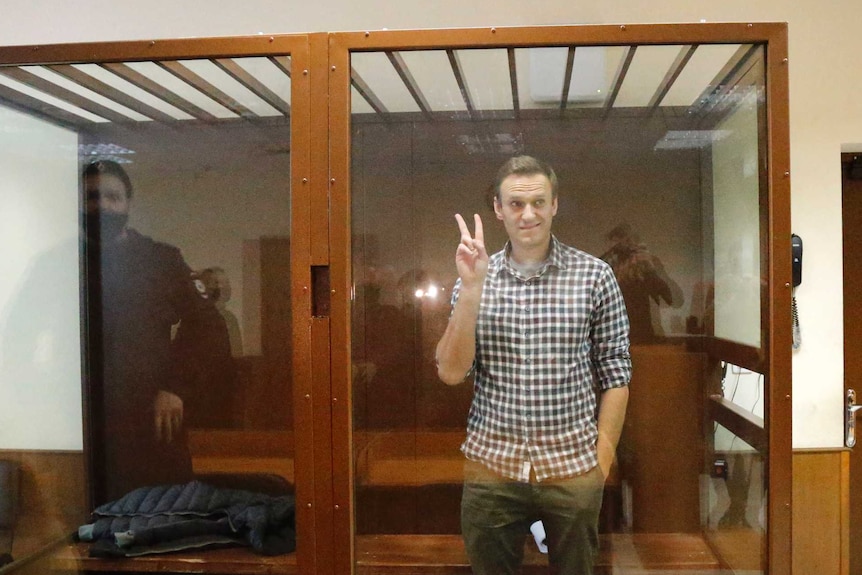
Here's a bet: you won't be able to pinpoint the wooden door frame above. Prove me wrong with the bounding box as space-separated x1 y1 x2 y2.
842 151 862 575
327 22 792 575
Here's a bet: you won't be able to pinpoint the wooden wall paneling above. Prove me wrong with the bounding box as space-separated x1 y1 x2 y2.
792 450 846 575
842 449 850 575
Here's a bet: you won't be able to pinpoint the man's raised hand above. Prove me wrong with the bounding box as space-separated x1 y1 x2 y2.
454 213 489 289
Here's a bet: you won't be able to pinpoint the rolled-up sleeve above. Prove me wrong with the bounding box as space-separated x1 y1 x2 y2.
590 266 632 390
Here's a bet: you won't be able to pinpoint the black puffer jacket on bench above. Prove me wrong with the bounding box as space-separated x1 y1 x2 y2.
78 481 296 557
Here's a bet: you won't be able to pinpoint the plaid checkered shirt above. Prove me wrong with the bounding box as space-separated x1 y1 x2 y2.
451 235 632 482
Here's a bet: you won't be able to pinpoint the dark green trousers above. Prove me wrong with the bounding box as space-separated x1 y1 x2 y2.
461 458 604 575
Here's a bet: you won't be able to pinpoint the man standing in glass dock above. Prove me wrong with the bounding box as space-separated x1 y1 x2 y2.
82 160 233 502
436 156 631 574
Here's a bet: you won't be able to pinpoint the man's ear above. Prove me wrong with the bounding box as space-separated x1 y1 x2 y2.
552 196 558 217
494 197 504 220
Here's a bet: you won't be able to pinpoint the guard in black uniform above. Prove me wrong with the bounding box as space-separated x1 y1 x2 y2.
83 160 234 503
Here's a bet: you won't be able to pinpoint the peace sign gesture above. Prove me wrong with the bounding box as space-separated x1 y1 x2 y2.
454 213 489 290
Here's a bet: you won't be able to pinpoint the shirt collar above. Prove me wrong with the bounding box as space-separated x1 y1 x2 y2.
490 235 568 277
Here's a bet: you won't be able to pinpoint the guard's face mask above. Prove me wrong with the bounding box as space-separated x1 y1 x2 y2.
85 211 129 243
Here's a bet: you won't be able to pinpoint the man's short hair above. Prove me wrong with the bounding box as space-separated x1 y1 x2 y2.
493 156 558 200
82 160 133 199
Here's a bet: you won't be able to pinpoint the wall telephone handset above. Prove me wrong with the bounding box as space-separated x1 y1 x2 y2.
791 234 802 349
791 234 803 287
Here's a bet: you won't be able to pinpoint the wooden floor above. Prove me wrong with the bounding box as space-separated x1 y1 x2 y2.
356 534 724 574
44 533 735 574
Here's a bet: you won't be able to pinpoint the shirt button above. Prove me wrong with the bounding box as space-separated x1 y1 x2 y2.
526 280 532 286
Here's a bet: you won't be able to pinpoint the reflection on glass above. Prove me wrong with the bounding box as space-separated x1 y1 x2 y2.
663 44 745 107
351 43 767 574
351 52 421 115
82 113 294 504
614 45 687 108
712 87 763 347
398 50 469 114
526 47 604 108
706 425 766 572
0 53 297 568
600 222 684 344
0 102 85 565
84 158 202 499
454 49 512 111
701 362 766 573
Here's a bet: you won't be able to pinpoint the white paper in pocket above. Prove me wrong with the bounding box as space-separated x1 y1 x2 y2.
530 520 548 554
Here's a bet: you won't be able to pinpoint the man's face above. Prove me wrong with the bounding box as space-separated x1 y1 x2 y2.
84 173 131 242
494 173 558 252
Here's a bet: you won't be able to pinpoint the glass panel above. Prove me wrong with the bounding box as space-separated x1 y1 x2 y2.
22 66 151 121
81 57 295 495
351 43 767 574
615 45 685 108
518 46 627 110
0 72 110 122
124 61 239 118
663 44 744 107
455 49 512 112
351 52 420 114
351 85 376 115
234 57 294 106
0 53 297 568
0 102 85 562
704 362 766 573
72 64 196 120
712 88 763 347
177 60 283 117
399 50 468 113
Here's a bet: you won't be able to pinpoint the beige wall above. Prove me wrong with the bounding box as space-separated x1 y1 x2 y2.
0 0 855 448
